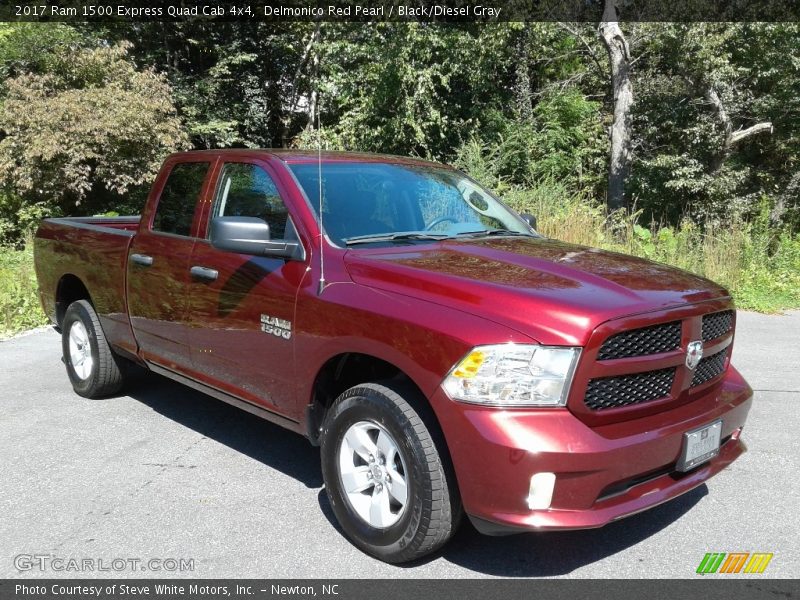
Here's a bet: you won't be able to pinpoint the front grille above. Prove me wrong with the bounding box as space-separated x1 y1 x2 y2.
597 321 682 360
702 310 733 341
691 349 729 387
584 368 675 410
579 308 736 418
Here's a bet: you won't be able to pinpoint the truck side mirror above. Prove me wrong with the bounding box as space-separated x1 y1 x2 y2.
210 217 304 260
520 213 537 231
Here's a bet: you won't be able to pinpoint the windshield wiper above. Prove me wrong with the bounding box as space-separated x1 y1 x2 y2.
344 232 453 246
345 228 538 246
455 228 538 238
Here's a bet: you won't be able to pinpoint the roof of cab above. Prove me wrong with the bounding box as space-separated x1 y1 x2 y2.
165 149 453 169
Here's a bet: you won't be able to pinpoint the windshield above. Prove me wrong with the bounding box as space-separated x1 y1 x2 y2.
288 162 534 246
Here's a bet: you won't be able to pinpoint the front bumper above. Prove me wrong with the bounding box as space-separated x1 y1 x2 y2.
432 366 752 533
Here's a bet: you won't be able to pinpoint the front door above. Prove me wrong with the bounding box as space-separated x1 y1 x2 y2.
184 159 309 414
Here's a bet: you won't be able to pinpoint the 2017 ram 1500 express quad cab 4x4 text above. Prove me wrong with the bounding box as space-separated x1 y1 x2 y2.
34 150 752 562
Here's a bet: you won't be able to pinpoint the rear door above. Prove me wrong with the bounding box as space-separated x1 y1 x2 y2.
127 157 216 371
184 158 310 414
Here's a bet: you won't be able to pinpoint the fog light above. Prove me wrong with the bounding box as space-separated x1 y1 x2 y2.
526 472 556 510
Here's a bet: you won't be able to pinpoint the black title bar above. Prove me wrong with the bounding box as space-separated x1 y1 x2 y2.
2 0 800 22
1 579 800 600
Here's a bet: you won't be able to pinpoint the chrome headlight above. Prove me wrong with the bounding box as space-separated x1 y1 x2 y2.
442 344 581 407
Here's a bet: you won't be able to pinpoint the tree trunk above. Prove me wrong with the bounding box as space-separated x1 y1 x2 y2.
705 84 772 174
280 24 321 146
306 45 320 133
598 0 633 211
771 171 799 228
514 26 533 123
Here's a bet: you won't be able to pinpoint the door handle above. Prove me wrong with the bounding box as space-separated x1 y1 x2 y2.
190 266 219 281
131 253 153 267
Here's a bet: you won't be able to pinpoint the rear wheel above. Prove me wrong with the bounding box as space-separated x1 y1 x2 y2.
62 300 126 398
320 382 461 563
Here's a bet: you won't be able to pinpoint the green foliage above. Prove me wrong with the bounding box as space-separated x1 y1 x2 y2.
630 23 800 225
525 89 605 187
0 38 188 244
451 89 604 195
452 137 511 194
0 241 47 338
0 41 188 200
504 184 800 313
96 22 320 149
0 23 88 79
171 45 263 148
0 192 58 247
467 90 605 191
0 21 799 333
317 23 485 157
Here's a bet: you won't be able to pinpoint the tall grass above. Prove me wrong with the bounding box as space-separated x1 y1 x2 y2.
505 181 800 312
0 237 47 338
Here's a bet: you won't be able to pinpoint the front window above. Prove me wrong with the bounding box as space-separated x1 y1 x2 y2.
212 162 296 240
288 162 534 247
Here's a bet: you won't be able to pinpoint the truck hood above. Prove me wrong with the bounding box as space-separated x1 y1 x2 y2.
343 237 729 346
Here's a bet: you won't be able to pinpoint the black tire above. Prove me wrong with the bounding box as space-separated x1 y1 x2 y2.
62 300 125 398
320 382 461 563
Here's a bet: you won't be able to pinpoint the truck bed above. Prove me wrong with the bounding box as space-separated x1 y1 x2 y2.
33 216 141 355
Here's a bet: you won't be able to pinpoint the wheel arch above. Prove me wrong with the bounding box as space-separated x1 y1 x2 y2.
55 274 93 328
306 352 441 448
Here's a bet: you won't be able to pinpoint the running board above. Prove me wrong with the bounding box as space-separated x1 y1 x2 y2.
146 362 303 436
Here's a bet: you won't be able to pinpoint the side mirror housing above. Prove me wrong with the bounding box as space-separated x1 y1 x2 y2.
520 213 537 231
210 216 304 260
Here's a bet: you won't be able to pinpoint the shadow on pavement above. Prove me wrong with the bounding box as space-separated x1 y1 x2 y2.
434 486 706 576
314 477 706 576
124 369 323 489
125 369 706 576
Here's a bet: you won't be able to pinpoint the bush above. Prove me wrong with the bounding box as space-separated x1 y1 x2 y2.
453 90 605 194
0 241 47 338
505 184 800 312
0 41 188 245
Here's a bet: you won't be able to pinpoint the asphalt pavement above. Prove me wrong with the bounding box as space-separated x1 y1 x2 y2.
1 311 798 578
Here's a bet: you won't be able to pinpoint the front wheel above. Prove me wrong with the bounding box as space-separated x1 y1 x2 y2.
320 382 461 563
62 299 126 398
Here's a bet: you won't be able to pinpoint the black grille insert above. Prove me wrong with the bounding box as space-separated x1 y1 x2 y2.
597 321 682 360
691 349 729 387
702 311 733 342
584 368 676 410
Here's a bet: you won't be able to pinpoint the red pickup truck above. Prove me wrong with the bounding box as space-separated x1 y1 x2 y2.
34 150 752 562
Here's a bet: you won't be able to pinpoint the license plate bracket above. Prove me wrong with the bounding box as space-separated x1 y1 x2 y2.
677 420 722 472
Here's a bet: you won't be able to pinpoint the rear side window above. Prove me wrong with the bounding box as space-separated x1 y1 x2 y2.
213 163 293 240
152 162 209 236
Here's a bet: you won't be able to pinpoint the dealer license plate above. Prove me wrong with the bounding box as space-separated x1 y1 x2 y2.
677 420 722 472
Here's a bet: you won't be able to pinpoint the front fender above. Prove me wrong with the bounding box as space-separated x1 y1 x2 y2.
292 281 537 417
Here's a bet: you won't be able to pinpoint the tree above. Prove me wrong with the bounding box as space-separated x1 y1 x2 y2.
628 23 797 224
0 22 88 80
98 21 320 149
703 83 772 174
0 42 188 222
1 21 797 238
598 0 633 211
